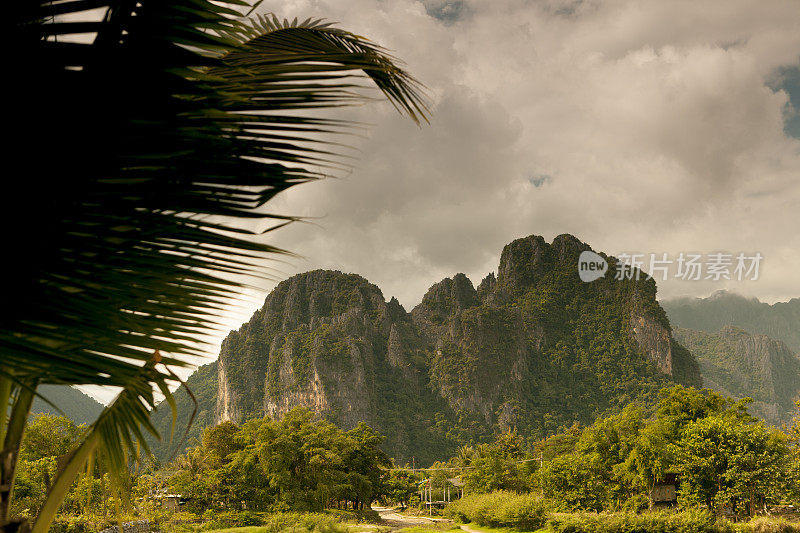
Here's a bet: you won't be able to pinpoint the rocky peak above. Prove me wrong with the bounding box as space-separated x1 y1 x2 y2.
496 234 591 293
386 296 407 322
551 233 592 263
418 273 478 314
496 234 548 291
477 272 497 302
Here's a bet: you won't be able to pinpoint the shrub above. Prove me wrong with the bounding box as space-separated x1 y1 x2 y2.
201 510 263 530
739 517 800 533
49 515 90 533
445 491 548 531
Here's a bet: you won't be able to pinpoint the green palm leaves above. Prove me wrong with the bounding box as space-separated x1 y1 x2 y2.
4 2 426 530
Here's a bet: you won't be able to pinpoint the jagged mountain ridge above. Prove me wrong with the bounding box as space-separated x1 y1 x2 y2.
199 233 700 464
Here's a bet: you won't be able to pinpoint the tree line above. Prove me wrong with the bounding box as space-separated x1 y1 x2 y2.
432 385 800 518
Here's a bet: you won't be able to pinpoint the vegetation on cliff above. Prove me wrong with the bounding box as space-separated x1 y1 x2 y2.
413 234 702 443
673 326 800 425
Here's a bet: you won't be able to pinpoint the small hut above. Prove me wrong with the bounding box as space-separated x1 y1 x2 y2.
649 473 679 509
448 477 465 499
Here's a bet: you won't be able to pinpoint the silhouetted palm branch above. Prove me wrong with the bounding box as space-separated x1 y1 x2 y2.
3 2 426 529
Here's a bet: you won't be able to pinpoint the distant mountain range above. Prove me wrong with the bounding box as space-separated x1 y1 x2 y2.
150 234 701 464
663 291 800 352
30 385 104 426
662 292 800 425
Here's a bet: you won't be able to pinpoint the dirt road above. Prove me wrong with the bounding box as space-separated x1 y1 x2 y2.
371 506 450 531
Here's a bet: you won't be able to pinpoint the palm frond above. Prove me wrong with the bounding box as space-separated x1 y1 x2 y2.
31 353 176 533
4 1 427 393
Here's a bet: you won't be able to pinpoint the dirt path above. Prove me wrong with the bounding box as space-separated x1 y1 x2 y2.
371 506 451 531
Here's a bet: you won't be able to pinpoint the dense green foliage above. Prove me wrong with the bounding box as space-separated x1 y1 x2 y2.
543 510 800 533
446 493 800 532
165 408 390 512
440 386 799 520
381 469 422 509
11 415 114 523
446 491 548 531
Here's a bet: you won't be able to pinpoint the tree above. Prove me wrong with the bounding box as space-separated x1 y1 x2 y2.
169 409 391 512
201 421 242 468
673 411 791 517
786 401 800 502
4 4 426 532
539 453 606 512
382 469 420 509
462 431 535 494
19 415 84 463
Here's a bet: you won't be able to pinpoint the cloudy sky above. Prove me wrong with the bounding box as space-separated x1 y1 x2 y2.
80 0 800 402
239 0 800 309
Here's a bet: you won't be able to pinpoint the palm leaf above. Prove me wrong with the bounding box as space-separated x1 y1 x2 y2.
4 2 426 527
4 1 427 387
31 353 175 533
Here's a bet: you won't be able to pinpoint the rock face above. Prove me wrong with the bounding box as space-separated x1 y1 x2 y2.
673 326 800 425
214 270 447 463
211 234 700 463
216 271 419 428
410 234 699 436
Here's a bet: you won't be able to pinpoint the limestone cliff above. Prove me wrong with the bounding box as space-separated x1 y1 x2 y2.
214 270 451 463
411 234 699 436
205 234 701 462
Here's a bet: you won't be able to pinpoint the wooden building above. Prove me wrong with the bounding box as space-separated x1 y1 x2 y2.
649 473 679 509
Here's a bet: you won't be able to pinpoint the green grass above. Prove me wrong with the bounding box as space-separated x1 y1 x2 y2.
396 525 462 533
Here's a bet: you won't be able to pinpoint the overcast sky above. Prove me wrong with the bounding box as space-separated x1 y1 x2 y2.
243 0 800 305
80 0 800 403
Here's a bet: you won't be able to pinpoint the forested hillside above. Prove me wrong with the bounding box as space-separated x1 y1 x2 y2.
673 326 800 425
147 362 218 464
30 385 104 426
150 234 702 465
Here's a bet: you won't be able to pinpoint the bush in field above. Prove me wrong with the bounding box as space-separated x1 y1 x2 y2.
48 515 91 533
740 517 800 533
446 491 547 531
542 509 800 533
201 510 263 530
544 509 719 533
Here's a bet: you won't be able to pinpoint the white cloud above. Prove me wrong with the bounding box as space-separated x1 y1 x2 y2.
222 0 800 337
